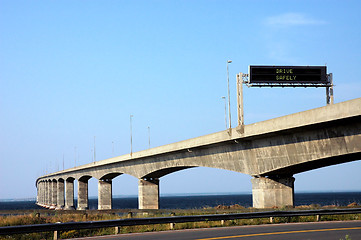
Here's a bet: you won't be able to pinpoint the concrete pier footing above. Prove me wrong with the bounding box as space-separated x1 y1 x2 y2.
138 178 159 209
64 178 75 210
98 179 112 210
46 181 51 208
56 179 65 210
38 181 45 206
50 180 57 210
251 176 295 208
77 178 89 210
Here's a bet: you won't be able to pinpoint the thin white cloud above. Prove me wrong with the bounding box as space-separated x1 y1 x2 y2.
261 12 327 62
265 13 327 27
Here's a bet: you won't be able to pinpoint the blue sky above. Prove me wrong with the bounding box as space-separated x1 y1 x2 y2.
1 0 360 199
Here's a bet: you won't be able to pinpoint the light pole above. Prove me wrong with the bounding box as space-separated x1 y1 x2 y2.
227 60 232 129
74 146 77 167
221 96 227 129
94 136 96 163
130 115 133 156
148 126 150 149
112 141 114 156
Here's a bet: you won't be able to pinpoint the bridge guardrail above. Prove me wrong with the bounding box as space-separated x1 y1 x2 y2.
1 208 361 237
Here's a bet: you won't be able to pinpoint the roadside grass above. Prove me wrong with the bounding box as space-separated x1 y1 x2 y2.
340 234 352 240
0 204 360 240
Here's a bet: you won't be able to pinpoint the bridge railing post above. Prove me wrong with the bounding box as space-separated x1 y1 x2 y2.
53 230 59 240
170 212 176 229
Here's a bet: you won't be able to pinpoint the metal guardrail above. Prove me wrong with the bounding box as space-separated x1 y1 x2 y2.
1 208 361 236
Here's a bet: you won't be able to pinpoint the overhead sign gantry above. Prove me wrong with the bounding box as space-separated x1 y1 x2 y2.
235 65 334 133
241 65 333 103
248 66 328 86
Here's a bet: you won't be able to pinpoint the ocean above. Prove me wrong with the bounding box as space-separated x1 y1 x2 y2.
1 192 360 211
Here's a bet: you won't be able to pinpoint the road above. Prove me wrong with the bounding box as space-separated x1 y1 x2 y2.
69 220 361 240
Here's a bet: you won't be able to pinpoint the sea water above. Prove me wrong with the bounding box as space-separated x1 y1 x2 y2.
1 192 360 211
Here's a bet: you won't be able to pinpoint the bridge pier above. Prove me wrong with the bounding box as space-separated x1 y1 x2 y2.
36 184 39 205
37 182 42 206
45 181 50 208
36 182 41 206
77 177 89 210
98 179 112 210
50 180 57 210
251 176 295 208
40 182 44 206
139 178 159 209
56 179 65 210
64 178 75 210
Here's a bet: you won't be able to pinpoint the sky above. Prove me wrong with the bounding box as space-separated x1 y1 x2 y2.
1 0 360 200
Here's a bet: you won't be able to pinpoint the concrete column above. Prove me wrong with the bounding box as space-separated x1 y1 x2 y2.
46 181 51 208
138 178 159 209
77 178 89 210
251 176 295 208
42 182 46 206
36 184 39 204
38 182 42 205
56 179 65 210
39 182 44 206
43 182 46 206
43 182 47 206
50 180 57 210
98 179 112 210
36 182 40 205
65 178 75 210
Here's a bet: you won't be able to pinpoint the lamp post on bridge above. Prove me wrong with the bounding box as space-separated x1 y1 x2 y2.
112 141 114 156
227 60 232 130
130 115 133 156
148 126 151 149
221 96 227 129
74 146 77 167
94 136 96 163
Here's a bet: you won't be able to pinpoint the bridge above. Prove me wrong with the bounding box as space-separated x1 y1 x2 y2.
35 97 361 210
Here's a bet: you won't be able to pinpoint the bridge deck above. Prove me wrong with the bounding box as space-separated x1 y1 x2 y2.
39 97 361 180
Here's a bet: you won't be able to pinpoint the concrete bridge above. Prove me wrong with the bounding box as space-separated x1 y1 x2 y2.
36 98 361 210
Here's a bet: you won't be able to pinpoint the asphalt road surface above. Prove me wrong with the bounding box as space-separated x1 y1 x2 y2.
70 221 361 240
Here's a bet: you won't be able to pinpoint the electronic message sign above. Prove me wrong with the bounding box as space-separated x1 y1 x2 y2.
249 66 328 85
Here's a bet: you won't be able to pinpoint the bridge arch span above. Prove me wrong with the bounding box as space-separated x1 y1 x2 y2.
264 153 361 177
141 166 195 179
35 98 361 210
100 172 122 180
66 176 74 182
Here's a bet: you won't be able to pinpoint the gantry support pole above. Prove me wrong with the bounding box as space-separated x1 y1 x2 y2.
326 73 334 105
236 73 244 133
